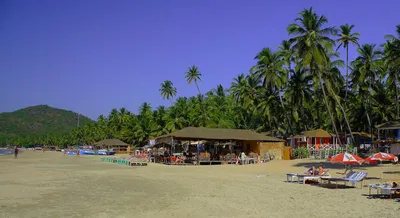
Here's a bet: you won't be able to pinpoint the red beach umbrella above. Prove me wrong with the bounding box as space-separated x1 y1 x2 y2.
328 152 364 165
364 152 397 163
364 152 398 179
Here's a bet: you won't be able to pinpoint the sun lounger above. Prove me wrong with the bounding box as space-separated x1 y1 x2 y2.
286 167 316 183
320 171 367 189
369 182 400 199
297 170 331 184
380 187 400 199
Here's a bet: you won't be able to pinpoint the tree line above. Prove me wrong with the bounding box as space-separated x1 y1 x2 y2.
2 8 400 147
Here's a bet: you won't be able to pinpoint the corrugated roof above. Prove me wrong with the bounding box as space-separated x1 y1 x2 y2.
157 127 284 142
94 139 129 146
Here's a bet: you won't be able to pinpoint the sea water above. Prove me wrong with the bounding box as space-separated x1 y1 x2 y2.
0 149 13 156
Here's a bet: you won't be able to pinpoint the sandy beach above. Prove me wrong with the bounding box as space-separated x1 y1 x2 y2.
0 151 399 218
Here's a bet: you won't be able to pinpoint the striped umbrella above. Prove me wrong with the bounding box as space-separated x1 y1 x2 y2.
364 152 398 179
328 152 364 165
364 152 397 163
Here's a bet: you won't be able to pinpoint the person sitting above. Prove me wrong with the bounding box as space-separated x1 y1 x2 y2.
315 165 325 175
306 166 316 175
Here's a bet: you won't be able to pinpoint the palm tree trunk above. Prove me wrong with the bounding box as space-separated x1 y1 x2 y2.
331 89 355 145
395 72 399 119
195 81 207 126
319 74 342 146
366 109 372 137
343 46 349 144
368 80 373 142
344 46 349 104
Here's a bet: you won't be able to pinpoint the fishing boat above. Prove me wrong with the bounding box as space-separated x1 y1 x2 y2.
79 149 96 155
97 149 116 155
66 150 77 155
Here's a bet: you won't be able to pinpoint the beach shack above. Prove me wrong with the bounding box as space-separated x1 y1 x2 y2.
94 139 131 154
156 127 285 161
351 132 375 150
296 129 338 150
375 120 400 155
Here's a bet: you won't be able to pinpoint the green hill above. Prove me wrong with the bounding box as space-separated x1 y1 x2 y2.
0 105 92 137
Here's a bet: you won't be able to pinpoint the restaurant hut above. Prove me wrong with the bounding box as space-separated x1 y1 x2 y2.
299 129 338 150
156 127 285 163
94 139 131 154
351 132 375 150
375 120 400 155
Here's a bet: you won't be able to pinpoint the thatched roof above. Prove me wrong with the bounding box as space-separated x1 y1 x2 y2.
290 134 306 139
94 139 129 147
157 127 284 142
352 132 376 138
375 120 400 130
301 129 332 138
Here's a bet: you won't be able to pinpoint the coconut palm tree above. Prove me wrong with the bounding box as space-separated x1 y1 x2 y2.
185 65 203 97
278 40 294 75
351 44 383 139
287 7 342 145
285 66 313 131
250 47 294 135
337 24 360 102
159 80 177 105
185 65 206 125
384 25 400 118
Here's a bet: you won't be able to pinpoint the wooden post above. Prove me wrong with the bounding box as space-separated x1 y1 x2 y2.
197 140 200 166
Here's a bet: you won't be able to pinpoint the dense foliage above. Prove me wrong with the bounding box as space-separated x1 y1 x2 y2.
2 8 400 147
0 105 92 146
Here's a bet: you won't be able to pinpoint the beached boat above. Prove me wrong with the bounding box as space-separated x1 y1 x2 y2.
97 149 116 155
79 149 95 155
66 150 77 155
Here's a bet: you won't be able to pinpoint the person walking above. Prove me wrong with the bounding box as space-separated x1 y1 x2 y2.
14 147 19 159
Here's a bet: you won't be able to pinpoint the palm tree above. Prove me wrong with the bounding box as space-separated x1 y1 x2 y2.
384 25 400 118
287 7 342 145
278 40 294 75
285 66 313 131
159 80 177 105
337 24 360 102
185 65 206 125
351 44 383 139
250 47 294 135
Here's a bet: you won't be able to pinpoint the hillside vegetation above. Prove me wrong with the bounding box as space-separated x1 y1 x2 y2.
0 105 92 137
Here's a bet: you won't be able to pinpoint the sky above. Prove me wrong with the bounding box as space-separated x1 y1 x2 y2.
0 0 399 119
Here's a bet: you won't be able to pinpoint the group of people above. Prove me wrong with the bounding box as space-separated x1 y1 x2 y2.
306 165 326 176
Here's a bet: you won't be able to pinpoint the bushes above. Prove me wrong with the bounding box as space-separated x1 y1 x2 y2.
291 147 310 159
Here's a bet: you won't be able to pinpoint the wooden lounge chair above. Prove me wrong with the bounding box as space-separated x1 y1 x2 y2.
320 171 367 189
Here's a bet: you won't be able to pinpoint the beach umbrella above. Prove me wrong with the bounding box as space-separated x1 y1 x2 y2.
364 152 398 179
328 152 364 165
364 152 397 163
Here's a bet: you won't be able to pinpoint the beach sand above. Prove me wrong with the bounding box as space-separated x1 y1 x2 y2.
0 151 399 218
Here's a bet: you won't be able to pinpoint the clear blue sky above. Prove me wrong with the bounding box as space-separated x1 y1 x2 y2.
1 0 399 119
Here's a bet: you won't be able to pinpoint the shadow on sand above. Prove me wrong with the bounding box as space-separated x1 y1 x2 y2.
292 160 383 170
383 171 400 175
362 193 400 200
